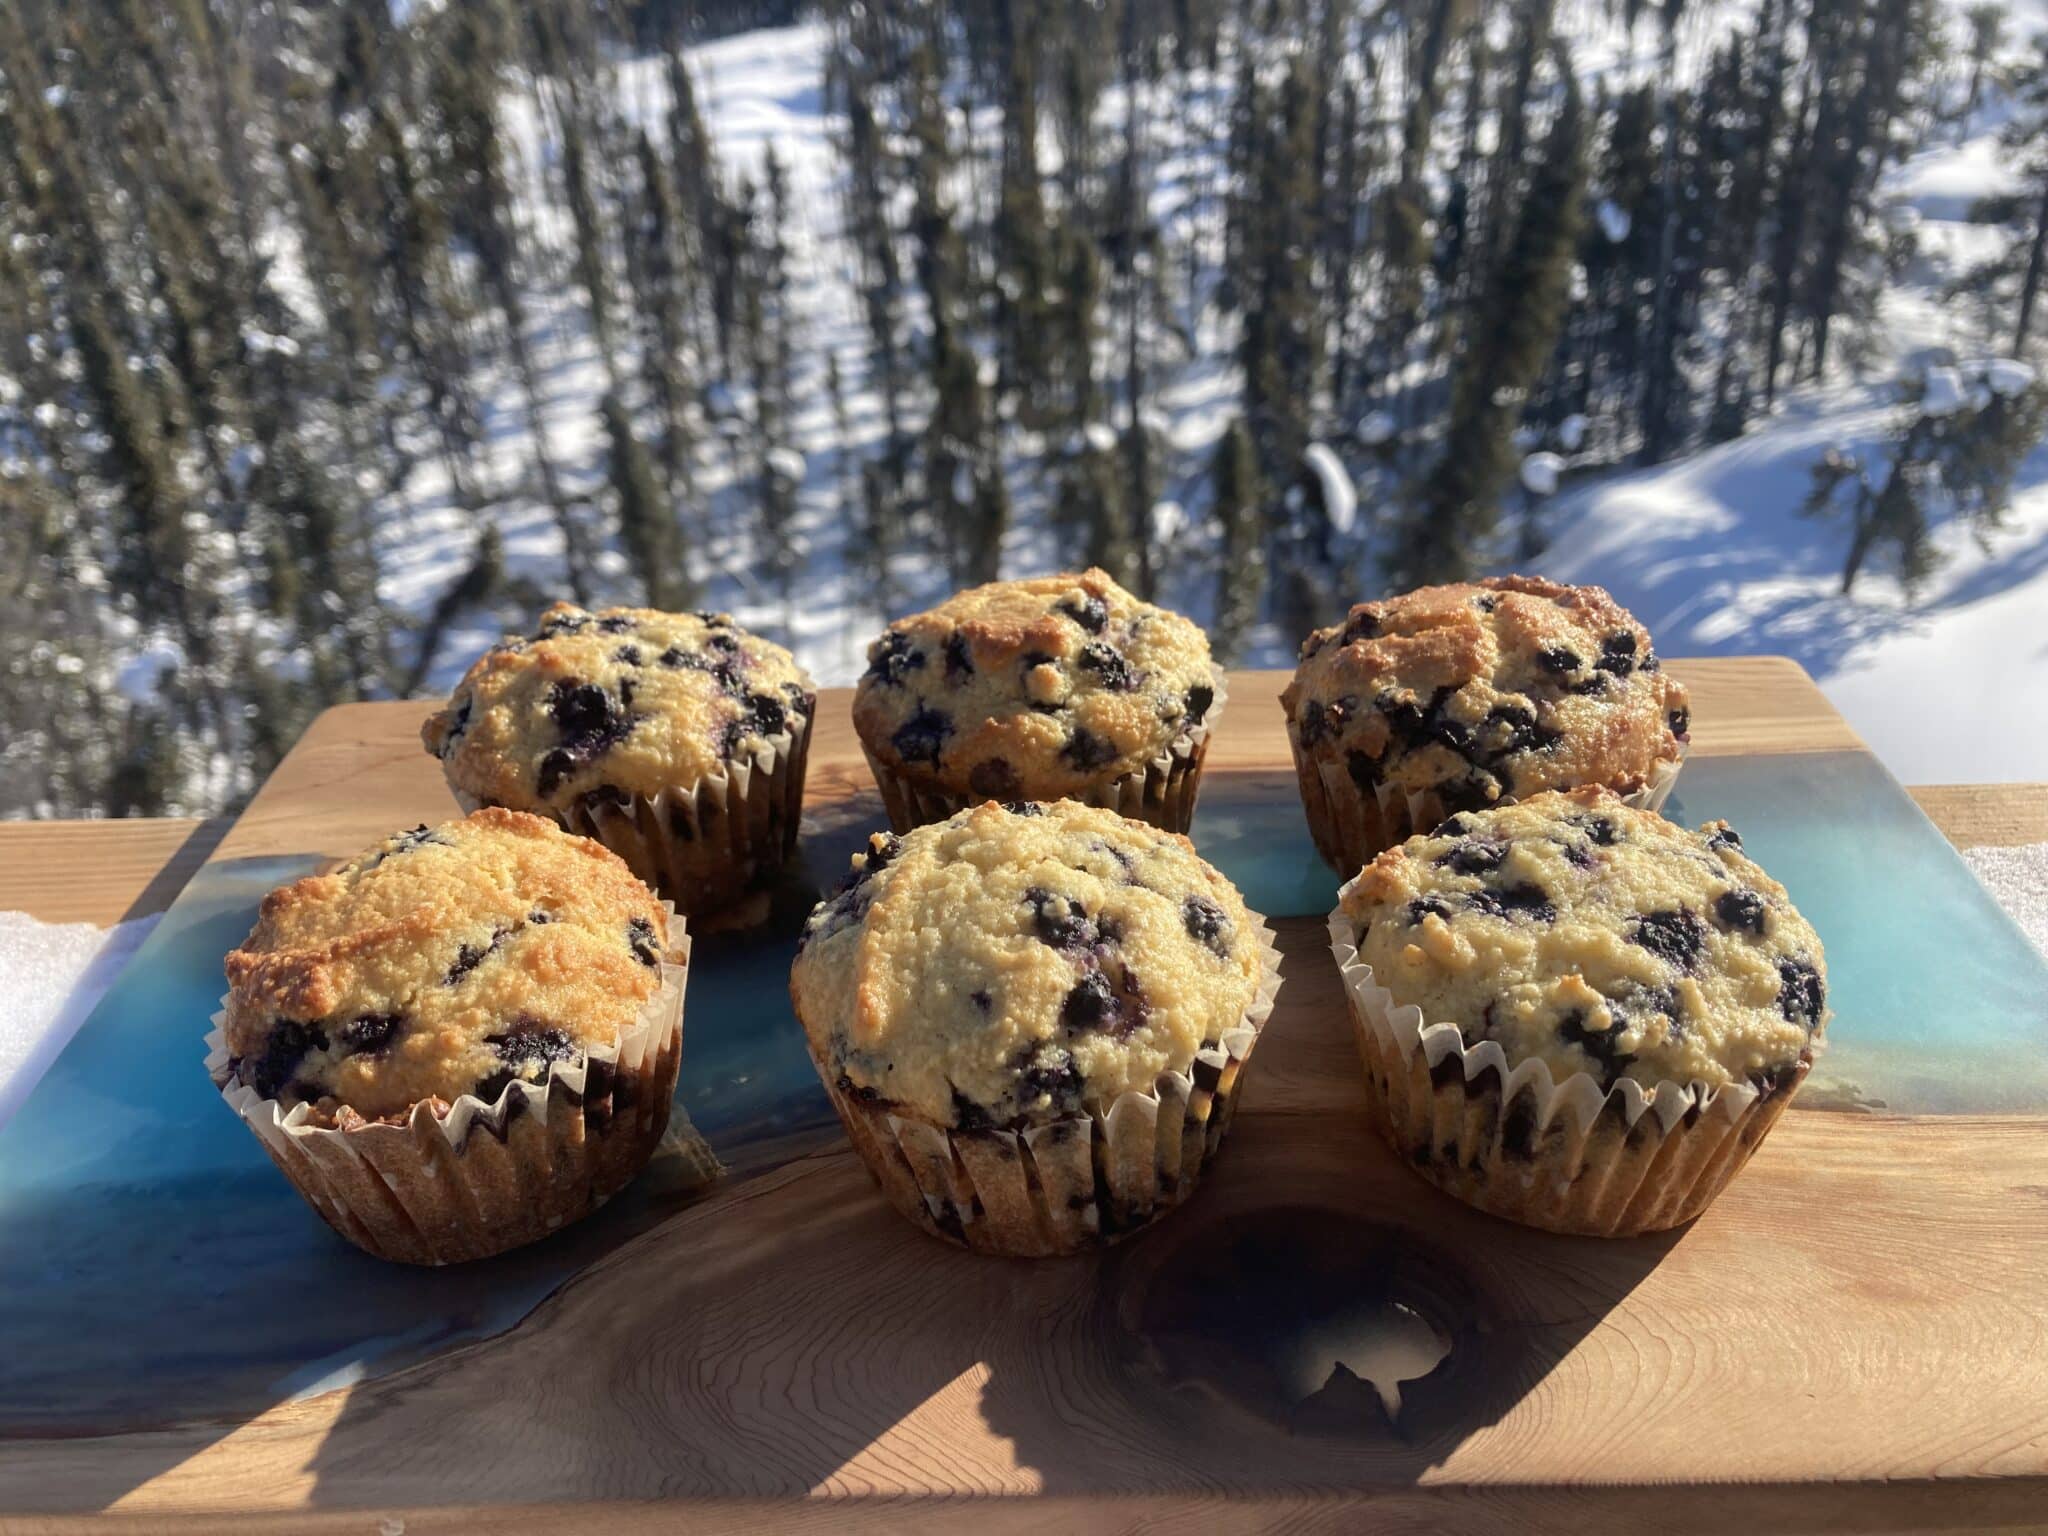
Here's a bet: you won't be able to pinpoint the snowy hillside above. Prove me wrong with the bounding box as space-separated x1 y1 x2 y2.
1531 121 2048 782
1533 389 2048 780
467 18 2048 786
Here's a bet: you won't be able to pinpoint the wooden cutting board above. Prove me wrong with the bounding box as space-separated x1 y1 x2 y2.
4 660 2046 1532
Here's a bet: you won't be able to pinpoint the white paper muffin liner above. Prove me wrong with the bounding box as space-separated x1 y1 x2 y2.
206 909 691 1266
451 694 814 928
864 666 1227 834
1293 739 1685 880
809 913 1282 1257
1329 892 1813 1237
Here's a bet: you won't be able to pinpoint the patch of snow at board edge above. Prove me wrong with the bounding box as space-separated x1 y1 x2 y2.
1302 443 1358 535
0 912 162 1133
1961 844 2048 963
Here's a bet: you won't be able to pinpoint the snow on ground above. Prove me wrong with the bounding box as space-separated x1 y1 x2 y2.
1887 133 2024 223
1532 383 2048 782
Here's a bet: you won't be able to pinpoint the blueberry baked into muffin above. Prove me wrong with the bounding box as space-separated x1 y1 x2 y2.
791 799 1281 1254
206 809 688 1264
1329 788 1824 1236
422 602 815 923
1283 575 1688 875
852 570 1224 832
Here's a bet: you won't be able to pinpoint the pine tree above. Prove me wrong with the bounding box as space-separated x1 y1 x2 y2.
1962 3 2007 120
1050 0 1116 208
2002 40 2048 354
1637 0 1699 463
993 0 1061 424
1059 433 1135 582
551 68 623 384
760 146 799 446
829 40 908 467
0 458 130 816
630 128 698 502
1209 418 1267 661
603 391 694 609
1366 0 1462 398
1055 226 1104 439
370 99 487 511
1237 54 1322 486
859 457 901 618
826 348 859 541
1804 0 1939 380
429 0 591 599
966 460 1010 585
1803 367 2048 592
1702 11 1789 441
1395 56 1586 584
903 39 1000 582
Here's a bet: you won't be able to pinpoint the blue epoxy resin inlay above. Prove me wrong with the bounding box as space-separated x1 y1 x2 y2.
2 752 2043 1436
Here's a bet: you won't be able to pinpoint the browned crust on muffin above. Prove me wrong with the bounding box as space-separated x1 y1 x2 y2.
1282 575 1688 807
223 808 670 1120
851 569 1216 800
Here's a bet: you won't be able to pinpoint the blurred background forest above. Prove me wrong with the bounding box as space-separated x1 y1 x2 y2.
5 0 2048 818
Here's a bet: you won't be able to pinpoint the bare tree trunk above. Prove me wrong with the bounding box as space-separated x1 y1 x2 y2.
2015 176 2048 356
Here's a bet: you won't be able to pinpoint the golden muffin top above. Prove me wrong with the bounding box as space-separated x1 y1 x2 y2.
423 603 813 811
851 570 1217 801
792 800 1264 1128
222 809 675 1120
1340 788 1825 1093
1283 575 1688 811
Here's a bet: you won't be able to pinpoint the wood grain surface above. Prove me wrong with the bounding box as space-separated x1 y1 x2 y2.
4 659 2046 1531
0 818 231 926
1908 781 2048 849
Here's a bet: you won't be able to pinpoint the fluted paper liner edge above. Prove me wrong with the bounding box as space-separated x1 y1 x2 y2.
864 664 1227 833
206 906 691 1265
1328 890 1817 1237
817 910 1282 1256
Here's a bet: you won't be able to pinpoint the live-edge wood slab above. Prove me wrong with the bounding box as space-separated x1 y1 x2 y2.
5 661 2047 1533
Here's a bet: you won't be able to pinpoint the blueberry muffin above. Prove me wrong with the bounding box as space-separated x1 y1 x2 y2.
1283 575 1688 875
852 570 1223 832
422 602 816 923
1329 788 1823 1236
207 809 688 1264
791 799 1280 1254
